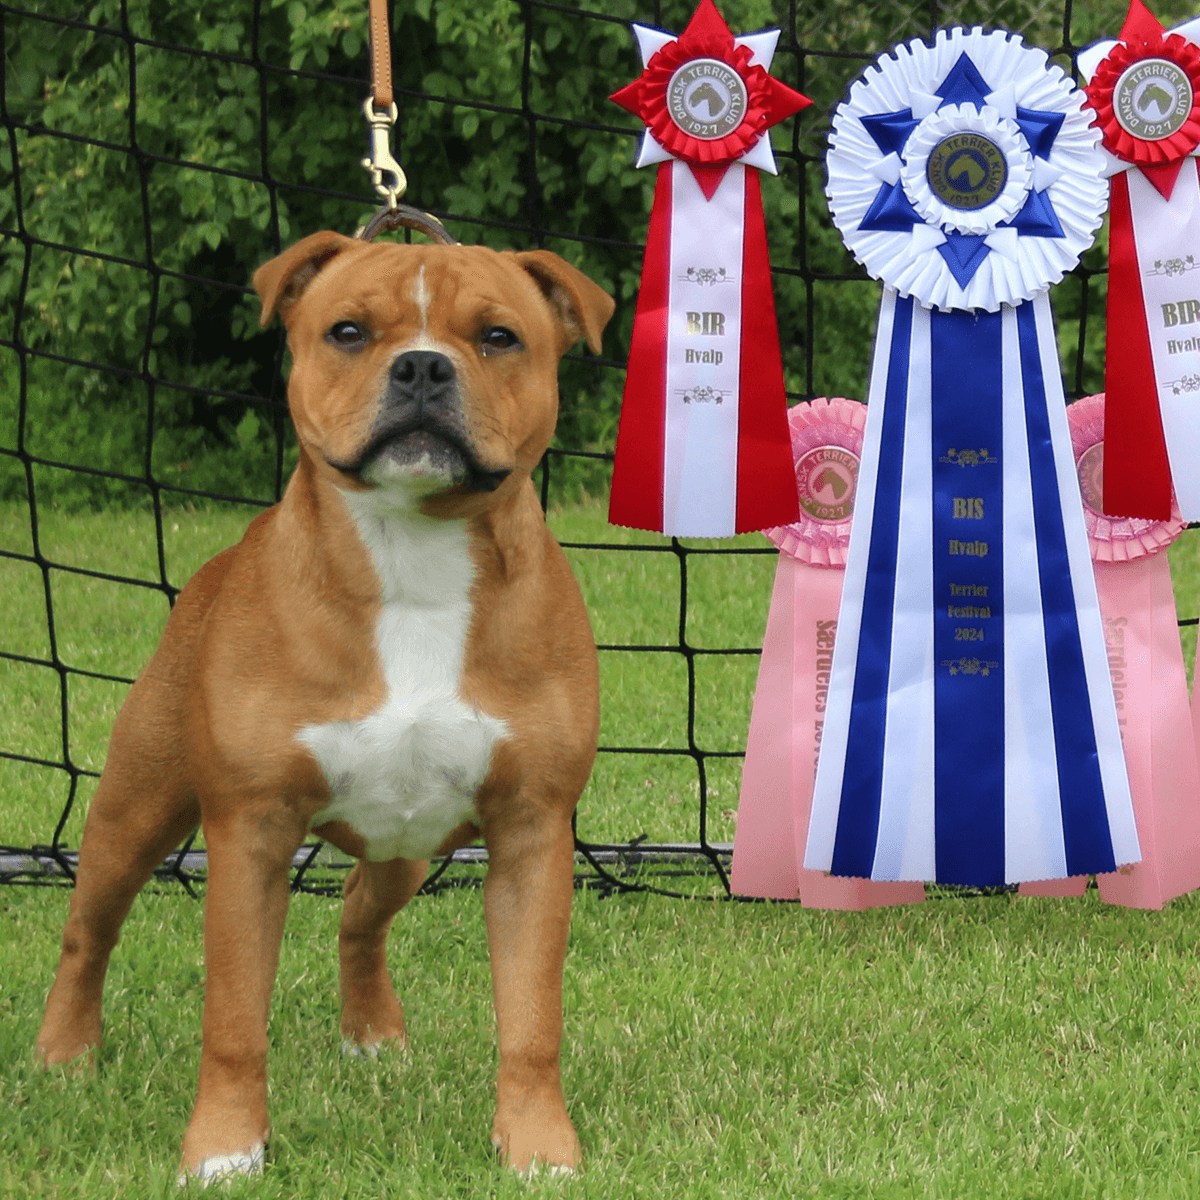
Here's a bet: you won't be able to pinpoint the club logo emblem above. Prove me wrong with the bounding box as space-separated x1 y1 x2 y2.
667 59 748 140
1077 442 1105 516
925 133 1009 211
1114 58 1193 141
796 446 858 522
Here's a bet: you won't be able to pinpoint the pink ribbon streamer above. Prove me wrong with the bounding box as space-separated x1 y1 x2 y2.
1021 393 1200 907
731 398 924 907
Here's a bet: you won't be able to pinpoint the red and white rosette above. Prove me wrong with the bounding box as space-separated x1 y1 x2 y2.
607 0 811 537
732 396 925 908
762 397 865 569
1080 1 1200 521
1022 391 1200 908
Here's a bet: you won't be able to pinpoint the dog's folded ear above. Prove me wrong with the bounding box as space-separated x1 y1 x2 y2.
512 251 616 357
254 232 360 328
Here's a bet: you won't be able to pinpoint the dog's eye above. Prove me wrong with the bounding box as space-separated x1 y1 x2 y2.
480 326 522 356
326 321 367 350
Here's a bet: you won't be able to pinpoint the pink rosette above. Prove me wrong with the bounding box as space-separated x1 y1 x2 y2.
1069 392 1185 561
763 397 865 568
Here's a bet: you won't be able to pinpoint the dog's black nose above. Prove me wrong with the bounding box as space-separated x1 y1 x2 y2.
390 351 456 390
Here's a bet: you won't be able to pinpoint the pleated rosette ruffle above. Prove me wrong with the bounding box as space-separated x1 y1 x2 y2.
763 397 865 569
1086 24 1200 173
1078 2 1200 522
826 26 1107 311
1069 393 1185 561
808 25 1138 888
605 0 809 537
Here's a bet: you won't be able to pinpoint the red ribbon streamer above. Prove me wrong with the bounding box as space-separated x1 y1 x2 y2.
735 169 799 532
1099 170 1171 520
607 165 798 533
608 164 671 531
1102 171 1175 521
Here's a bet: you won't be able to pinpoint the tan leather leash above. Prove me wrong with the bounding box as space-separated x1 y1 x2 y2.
357 0 455 244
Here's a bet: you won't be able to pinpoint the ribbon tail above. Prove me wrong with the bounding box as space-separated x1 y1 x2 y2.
807 290 1139 887
1009 297 1138 882
735 169 800 533
1103 171 1173 521
731 555 804 899
806 289 923 879
608 162 672 532
1093 556 1200 907
795 558 925 909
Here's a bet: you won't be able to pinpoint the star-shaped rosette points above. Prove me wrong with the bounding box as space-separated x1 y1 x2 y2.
610 0 811 198
826 28 1106 312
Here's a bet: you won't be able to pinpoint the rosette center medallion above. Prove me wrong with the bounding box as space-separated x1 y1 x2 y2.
1113 58 1193 139
808 28 1136 889
667 59 748 139
926 133 1008 210
827 33 1105 310
797 446 858 523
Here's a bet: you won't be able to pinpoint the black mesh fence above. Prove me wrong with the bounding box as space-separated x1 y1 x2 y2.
1 0 1196 898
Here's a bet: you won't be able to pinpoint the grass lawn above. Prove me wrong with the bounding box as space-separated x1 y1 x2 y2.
5 502 1200 1196
5 883 1200 1198
0 497 778 861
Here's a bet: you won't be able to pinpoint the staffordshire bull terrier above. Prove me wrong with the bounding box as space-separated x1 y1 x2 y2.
36 231 615 1180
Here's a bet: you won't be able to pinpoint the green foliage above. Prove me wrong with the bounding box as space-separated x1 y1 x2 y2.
0 0 1166 511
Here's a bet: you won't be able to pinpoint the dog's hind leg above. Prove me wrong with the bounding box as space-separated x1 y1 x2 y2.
336 853 427 1053
38 553 225 1069
36 713 199 1068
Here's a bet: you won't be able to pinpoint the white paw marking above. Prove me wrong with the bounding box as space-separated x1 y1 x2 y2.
177 1141 265 1187
340 1037 380 1059
521 1160 576 1180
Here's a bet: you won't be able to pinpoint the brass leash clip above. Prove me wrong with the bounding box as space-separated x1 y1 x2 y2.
361 97 406 210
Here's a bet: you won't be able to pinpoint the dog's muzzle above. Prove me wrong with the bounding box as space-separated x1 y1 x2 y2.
327 350 511 492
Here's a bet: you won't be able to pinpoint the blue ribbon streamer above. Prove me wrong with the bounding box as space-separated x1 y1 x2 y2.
931 309 1006 886
824 299 1121 885
1016 303 1117 876
830 294 913 879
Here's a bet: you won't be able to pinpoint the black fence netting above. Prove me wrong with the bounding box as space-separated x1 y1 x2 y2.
1 0 1196 898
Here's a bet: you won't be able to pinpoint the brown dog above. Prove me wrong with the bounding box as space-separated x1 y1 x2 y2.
36 232 614 1180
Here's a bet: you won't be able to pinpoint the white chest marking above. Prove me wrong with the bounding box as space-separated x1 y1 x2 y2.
297 489 506 861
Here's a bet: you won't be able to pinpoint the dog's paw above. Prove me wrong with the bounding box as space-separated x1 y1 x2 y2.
176 1142 265 1187
36 1032 100 1073
339 1032 406 1060
492 1120 581 1178
521 1160 576 1181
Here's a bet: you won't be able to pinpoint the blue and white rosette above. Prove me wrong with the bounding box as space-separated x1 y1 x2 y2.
805 27 1141 887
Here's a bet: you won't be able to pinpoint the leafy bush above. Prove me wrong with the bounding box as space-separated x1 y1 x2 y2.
5 0 1180 511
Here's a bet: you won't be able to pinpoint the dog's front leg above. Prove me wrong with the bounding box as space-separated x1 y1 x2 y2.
178 805 305 1183
483 810 580 1175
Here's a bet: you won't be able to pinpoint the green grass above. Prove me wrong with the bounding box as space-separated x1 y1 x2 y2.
0 498 778 855
7 505 1200 1195
6 501 1200 858
7 884 1200 1197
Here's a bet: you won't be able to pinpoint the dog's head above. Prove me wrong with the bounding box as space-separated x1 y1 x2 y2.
253 232 614 513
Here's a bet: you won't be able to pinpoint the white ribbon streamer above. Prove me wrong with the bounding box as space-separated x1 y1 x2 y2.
1127 158 1200 520
662 161 745 535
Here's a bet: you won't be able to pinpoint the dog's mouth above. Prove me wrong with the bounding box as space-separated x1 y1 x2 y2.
327 415 510 493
